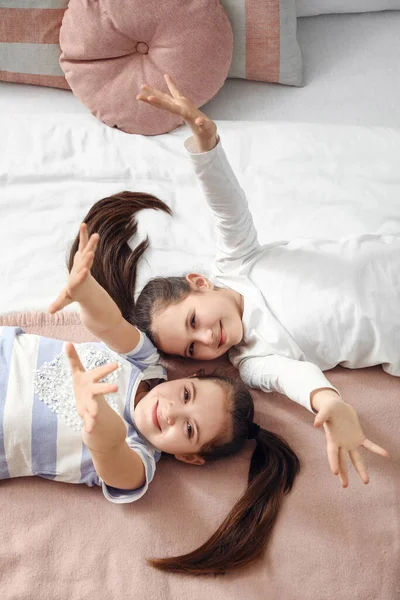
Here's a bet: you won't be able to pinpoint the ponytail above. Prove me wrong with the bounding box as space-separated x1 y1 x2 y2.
149 428 300 576
67 191 171 322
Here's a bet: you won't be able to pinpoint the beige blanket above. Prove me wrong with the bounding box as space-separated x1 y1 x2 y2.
0 312 398 600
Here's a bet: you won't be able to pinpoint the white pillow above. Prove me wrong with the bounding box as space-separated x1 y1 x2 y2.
296 0 400 17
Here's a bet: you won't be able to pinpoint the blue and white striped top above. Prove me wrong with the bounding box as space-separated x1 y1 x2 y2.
0 326 166 503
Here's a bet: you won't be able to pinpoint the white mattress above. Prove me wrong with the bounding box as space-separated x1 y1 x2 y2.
1 11 400 126
1 115 400 315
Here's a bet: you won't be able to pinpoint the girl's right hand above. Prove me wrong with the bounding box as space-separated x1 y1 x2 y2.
66 342 118 434
137 74 218 152
49 223 99 314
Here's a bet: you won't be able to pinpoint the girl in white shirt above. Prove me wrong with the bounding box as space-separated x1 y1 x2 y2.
70 76 390 490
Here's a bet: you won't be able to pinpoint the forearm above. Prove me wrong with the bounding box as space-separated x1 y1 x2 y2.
185 137 260 263
240 356 340 413
76 275 124 336
82 396 146 490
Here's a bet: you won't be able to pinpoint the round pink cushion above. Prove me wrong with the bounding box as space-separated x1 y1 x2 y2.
59 0 233 135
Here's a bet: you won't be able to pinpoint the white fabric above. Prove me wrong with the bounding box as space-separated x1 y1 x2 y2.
296 0 400 17
185 138 400 410
1 117 400 321
1 11 400 127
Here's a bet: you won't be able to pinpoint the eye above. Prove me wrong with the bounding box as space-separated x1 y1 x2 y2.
188 343 194 357
184 387 190 403
187 422 193 439
190 314 196 328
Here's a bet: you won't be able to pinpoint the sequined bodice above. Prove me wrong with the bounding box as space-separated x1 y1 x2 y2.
33 344 124 431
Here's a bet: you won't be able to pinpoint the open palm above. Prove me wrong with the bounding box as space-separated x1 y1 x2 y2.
137 74 217 143
49 223 99 314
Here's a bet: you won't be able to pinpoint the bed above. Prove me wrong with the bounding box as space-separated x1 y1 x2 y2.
1 8 399 600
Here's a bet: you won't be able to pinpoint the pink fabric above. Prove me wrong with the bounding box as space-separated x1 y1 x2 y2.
0 8 64 44
246 0 280 82
0 6 69 90
59 0 233 135
0 311 399 598
0 70 70 90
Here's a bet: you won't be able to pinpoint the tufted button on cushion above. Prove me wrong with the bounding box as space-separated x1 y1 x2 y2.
59 0 233 135
135 42 149 55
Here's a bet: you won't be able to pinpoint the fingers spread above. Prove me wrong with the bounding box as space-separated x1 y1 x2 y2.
85 233 99 257
66 343 84 372
79 223 89 253
349 449 369 484
326 439 340 476
338 447 349 488
164 74 181 98
362 438 390 458
141 83 170 101
90 362 119 382
92 382 118 396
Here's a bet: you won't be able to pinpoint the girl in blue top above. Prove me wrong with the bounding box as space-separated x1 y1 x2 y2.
1 223 300 576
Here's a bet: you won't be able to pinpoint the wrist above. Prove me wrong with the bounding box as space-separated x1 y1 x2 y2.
192 133 218 153
310 387 341 413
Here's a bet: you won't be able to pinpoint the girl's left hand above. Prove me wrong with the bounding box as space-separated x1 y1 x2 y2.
137 74 217 151
49 223 99 314
313 390 389 487
66 342 118 434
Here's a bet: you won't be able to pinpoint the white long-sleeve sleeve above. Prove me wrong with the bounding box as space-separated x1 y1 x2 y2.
237 354 339 412
184 136 260 271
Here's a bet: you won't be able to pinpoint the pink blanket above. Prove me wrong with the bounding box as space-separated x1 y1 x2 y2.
0 312 398 600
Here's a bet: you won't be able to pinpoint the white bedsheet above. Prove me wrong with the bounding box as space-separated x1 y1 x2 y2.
1 115 400 315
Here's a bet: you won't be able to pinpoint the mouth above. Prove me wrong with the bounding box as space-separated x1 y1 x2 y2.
152 401 161 431
218 321 226 348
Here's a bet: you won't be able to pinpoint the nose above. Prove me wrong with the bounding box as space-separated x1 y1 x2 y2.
165 403 179 426
198 328 213 346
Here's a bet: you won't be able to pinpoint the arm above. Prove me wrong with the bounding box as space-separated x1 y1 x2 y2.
66 343 146 490
238 353 339 412
49 224 141 354
239 355 389 487
185 138 261 270
137 75 260 268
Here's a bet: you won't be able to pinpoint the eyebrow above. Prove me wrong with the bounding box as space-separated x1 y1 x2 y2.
184 311 191 358
191 381 200 444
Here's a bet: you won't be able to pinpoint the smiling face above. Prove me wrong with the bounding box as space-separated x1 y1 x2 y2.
133 377 232 463
151 275 244 360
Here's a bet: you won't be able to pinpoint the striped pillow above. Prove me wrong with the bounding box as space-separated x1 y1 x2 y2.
0 0 69 89
0 0 302 91
221 0 302 86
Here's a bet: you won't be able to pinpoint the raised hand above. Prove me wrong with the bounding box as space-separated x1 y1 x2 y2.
49 223 99 314
66 342 118 434
137 74 217 151
312 389 389 487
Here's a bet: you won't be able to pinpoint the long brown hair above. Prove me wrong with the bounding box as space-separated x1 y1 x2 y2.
69 195 300 575
149 374 300 576
67 192 197 342
68 191 172 324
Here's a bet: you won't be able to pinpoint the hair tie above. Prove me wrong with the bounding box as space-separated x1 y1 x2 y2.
247 422 260 440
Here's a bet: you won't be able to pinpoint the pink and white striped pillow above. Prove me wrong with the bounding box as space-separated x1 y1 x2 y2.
221 0 302 86
0 0 302 92
0 0 69 89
